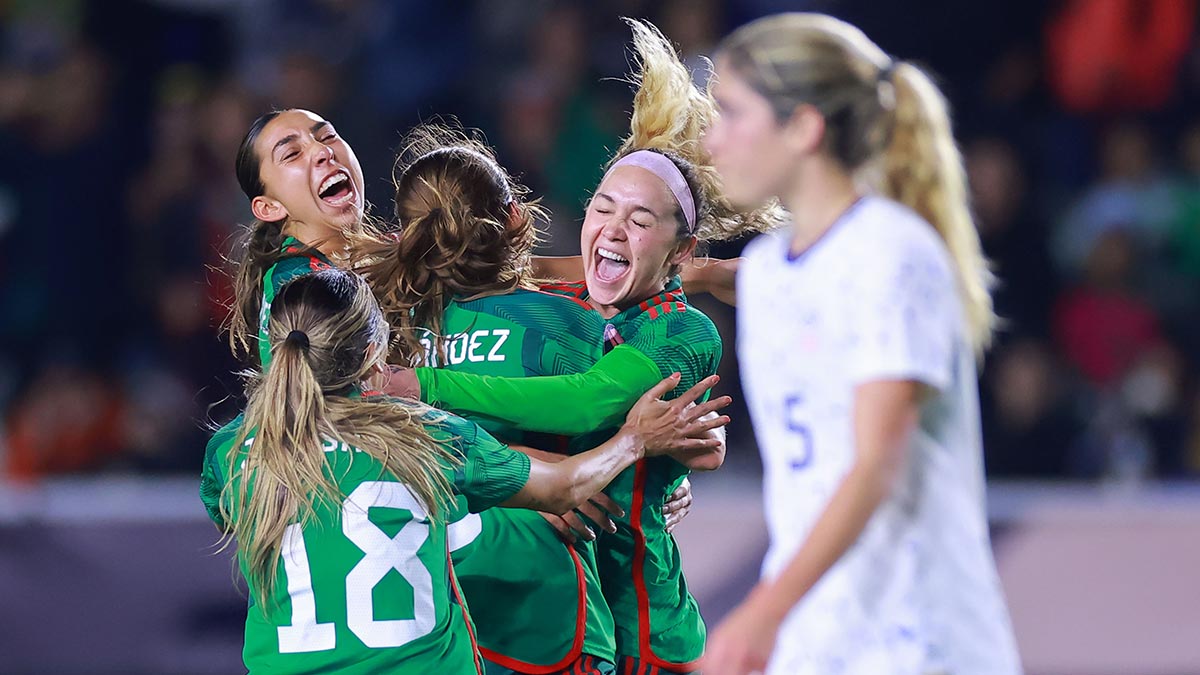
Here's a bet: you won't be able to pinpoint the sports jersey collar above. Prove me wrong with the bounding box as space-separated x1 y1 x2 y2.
609 275 687 325
785 196 867 264
280 235 335 266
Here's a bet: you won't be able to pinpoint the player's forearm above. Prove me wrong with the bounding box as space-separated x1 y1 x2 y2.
753 457 898 622
505 428 644 515
530 255 584 280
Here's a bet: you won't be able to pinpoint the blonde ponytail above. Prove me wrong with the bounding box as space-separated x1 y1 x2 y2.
882 63 995 353
612 18 785 242
718 12 994 354
219 269 457 611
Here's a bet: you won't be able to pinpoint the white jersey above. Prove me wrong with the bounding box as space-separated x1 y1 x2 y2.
737 197 1021 675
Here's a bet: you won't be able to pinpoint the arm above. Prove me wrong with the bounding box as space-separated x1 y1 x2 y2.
702 380 918 674
530 255 584 280
501 373 728 515
680 257 741 306
668 409 727 471
416 345 664 435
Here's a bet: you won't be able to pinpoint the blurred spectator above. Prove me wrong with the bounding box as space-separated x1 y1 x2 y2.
966 136 1057 340
982 339 1083 477
1052 122 1176 277
1053 230 1163 388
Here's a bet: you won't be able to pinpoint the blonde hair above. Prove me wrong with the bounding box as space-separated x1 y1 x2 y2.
220 268 456 609
610 18 785 246
350 123 546 365
719 13 995 353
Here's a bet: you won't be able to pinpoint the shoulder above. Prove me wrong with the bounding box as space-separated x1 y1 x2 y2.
851 198 952 269
206 414 246 455
624 297 720 352
742 230 787 263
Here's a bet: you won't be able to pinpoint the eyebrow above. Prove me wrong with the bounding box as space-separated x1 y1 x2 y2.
271 121 332 157
594 191 660 219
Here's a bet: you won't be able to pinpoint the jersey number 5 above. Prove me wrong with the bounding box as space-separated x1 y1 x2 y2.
277 481 435 653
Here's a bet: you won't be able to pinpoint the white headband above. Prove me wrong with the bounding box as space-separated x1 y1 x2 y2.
605 150 697 234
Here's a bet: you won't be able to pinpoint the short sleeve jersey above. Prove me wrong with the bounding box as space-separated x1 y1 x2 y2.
199 399 530 675
424 289 618 668
561 277 720 669
737 197 1020 675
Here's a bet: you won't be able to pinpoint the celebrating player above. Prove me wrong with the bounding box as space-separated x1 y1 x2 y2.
700 13 1021 675
391 20 782 675
354 124 653 675
199 267 723 674
226 108 374 368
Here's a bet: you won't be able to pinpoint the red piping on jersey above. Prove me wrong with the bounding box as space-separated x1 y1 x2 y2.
448 552 484 675
479 542 588 673
540 280 589 301
531 287 593 311
630 460 702 672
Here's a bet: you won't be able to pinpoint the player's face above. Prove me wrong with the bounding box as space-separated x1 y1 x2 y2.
252 109 365 235
582 165 695 317
705 59 794 210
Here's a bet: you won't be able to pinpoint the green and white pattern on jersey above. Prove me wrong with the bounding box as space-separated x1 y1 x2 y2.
199 398 530 675
586 279 720 668
424 289 620 669
257 236 334 368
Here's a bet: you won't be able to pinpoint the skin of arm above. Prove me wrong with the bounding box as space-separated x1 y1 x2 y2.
669 409 727 471
501 373 729 516
702 379 919 675
529 255 740 305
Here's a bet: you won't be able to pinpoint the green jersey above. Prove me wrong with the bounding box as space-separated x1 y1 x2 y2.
199 399 531 675
417 278 720 668
258 236 335 368
419 289 619 670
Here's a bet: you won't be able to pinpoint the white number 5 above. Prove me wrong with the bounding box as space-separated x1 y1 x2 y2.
277 481 435 653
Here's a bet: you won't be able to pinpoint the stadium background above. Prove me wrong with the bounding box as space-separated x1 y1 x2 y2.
1 0 1198 672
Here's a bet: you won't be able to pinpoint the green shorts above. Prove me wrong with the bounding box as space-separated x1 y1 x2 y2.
485 654 616 675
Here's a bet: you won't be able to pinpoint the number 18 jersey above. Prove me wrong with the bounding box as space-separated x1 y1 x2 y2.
200 403 531 675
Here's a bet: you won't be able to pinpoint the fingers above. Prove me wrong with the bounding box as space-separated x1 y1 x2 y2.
684 396 733 423
589 493 625 519
538 513 577 544
574 501 616 535
560 512 596 541
673 374 721 409
640 372 682 402
686 414 731 437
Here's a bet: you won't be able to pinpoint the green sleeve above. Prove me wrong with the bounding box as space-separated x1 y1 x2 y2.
415 344 662 436
621 310 723 399
199 418 242 529
430 412 532 513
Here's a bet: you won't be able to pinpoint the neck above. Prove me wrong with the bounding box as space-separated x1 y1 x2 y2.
782 158 861 256
286 221 349 257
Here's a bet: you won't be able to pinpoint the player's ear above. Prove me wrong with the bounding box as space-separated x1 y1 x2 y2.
782 103 826 157
669 236 698 267
252 195 288 223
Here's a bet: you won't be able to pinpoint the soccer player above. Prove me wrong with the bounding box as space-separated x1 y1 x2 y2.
354 124 676 675
199 268 724 674
700 13 1021 675
389 21 782 675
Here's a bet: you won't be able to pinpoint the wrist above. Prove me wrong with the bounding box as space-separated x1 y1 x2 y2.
616 425 648 462
746 581 791 625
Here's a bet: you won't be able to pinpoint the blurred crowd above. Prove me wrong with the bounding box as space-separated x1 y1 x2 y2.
2 0 1200 483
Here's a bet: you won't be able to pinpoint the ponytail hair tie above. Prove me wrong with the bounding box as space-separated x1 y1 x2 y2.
286 330 310 351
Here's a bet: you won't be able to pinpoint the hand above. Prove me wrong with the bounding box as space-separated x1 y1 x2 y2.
625 373 732 456
368 364 421 400
702 587 783 675
663 477 692 533
540 493 624 543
